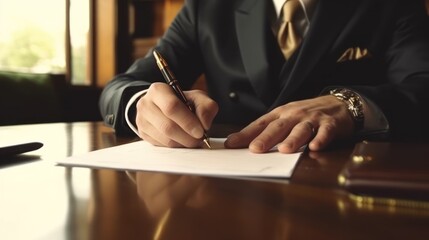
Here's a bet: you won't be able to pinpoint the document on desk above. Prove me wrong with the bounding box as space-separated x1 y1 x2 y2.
57 138 302 178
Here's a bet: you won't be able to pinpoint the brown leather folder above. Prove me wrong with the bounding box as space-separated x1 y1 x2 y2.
338 141 429 202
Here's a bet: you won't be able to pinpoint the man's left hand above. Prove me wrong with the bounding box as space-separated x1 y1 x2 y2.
224 95 354 153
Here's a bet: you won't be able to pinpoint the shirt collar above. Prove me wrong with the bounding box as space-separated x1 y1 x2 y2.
273 0 318 20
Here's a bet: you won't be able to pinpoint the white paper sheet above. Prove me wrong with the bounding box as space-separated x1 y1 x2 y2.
57 138 302 178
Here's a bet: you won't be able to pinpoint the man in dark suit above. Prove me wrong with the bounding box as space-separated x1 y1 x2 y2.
99 0 429 153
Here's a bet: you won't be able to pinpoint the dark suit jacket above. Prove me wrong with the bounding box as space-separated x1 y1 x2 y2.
100 0 429 140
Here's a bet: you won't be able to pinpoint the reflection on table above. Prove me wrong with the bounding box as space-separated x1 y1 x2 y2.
0 122 428 240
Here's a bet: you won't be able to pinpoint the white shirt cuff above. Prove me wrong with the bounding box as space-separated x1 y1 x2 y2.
361 96 389 134
125 89 148 137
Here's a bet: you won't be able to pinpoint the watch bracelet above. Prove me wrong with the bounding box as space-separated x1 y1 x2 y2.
329 88 364 131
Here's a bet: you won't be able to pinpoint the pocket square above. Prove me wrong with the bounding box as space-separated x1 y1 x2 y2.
337 47 372 62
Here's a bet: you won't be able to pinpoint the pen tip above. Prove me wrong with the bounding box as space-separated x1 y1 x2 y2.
203 138 211 149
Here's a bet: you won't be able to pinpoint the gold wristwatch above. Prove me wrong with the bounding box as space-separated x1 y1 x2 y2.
330 88 364 131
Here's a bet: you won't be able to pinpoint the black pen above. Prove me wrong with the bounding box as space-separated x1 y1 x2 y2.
153 50 211 148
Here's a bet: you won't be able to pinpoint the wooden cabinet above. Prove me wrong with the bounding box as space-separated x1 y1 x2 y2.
130 0 184 60
163 0 185 31
95 0 184 86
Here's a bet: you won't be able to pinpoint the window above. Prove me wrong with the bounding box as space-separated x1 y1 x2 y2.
0 0 66 73
69 0 92 85
0 0 92 85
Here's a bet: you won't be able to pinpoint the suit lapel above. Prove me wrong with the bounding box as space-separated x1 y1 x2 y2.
272 0 359 108
235 0 275 105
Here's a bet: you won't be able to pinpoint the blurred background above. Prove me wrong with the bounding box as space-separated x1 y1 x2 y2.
0 0 427 126
0 0 185 125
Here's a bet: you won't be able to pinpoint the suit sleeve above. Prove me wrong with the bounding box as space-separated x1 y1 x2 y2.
98 0 204 135
351 1 429 140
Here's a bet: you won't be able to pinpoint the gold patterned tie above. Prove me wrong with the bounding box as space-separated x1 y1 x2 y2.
277 0 304 59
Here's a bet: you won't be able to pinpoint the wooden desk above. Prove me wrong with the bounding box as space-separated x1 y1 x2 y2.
1 122 428 240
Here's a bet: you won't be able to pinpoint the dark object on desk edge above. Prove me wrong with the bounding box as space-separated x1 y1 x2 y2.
0 142 43 157
338 141 429 203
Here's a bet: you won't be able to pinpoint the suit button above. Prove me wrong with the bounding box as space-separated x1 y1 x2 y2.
106 114 115 125
229 92 239 101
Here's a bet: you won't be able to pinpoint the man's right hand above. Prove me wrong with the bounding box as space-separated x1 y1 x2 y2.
135 82 218 148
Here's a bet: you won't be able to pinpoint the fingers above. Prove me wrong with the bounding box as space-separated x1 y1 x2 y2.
277 121 315 153
246 118 293 153
136 83 217 148
153 88 204 139
226 95 354 153
308 121 336 151
137 94 199 148
187 90 219 130
224 114 278 149
227 119 318 153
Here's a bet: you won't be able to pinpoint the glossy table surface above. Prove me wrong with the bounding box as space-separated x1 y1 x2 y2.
1 122 428 240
